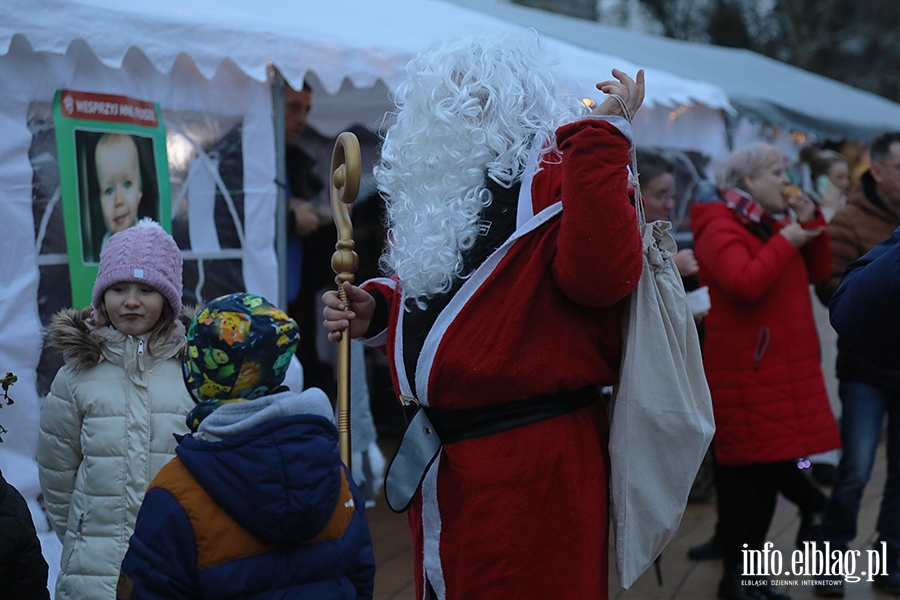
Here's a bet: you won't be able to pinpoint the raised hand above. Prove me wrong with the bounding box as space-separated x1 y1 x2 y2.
786 192 818 223
591 69 645 121
673 249 699 277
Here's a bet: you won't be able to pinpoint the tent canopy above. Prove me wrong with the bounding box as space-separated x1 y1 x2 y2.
449 0 900 142
2 0 731 137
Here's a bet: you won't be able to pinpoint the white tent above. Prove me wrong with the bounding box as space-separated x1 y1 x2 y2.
449 0 900 143
3 0 734 138
0 2 733 591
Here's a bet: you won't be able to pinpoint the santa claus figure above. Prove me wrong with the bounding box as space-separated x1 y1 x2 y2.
324 32 644 600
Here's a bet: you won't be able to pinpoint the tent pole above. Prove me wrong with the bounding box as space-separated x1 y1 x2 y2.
269 64 288 310
724 108 738 152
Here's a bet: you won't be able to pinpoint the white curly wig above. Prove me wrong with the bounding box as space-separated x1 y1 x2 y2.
375 31 584 309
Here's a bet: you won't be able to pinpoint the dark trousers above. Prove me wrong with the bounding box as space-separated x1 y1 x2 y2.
716 461 790 570
775 460 827 515
821 379 900 565
711 452 826 551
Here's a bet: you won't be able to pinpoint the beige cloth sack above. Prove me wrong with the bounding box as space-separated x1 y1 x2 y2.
609 177 715 588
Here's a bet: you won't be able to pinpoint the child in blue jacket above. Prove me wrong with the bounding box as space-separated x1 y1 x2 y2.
117 293 374 600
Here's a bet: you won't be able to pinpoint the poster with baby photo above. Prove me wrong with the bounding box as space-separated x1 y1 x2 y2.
53 90 171 308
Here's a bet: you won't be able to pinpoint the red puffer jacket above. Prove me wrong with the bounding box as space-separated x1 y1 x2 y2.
691 201 840 466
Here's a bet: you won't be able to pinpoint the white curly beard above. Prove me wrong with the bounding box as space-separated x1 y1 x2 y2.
374 32 583 310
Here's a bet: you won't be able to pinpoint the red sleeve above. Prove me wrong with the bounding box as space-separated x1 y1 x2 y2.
545 118 643 307
800 212 832 285
359 277 399 350
694 211 797 304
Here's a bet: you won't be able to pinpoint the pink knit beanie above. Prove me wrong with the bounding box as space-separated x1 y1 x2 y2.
92 218 183 314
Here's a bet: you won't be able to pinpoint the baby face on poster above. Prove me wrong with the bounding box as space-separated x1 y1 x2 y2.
95 133 142 235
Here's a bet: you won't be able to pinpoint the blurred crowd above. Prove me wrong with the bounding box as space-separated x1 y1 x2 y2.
640 132 900 600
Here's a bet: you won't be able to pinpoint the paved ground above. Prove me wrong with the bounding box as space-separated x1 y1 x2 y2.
366 436 894 600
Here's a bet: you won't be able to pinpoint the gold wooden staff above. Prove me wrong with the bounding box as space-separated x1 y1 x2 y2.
330 132 361 468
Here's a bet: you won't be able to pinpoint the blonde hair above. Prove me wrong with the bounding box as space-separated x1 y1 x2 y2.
715 143 783 192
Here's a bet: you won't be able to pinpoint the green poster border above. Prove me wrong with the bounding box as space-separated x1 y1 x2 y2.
52 90 171 309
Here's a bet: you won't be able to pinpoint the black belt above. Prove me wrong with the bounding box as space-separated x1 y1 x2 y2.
407 385 601 445
385 386 600 512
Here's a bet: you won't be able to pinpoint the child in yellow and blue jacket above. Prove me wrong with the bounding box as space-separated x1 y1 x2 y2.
117 293 374 599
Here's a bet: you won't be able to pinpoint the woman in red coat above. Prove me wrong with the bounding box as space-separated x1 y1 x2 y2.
691 143 841 600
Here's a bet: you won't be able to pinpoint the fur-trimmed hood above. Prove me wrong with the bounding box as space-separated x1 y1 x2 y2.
47 305 200 372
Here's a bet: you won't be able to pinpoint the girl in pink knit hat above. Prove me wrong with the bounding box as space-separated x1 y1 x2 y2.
36 219 195 600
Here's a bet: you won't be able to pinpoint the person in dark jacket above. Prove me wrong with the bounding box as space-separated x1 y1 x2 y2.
813 131 900 598
283 82 336 396
117 293 374 600
825 225 900 597
830 227 900 364
831 225 900 352
0 469 51 599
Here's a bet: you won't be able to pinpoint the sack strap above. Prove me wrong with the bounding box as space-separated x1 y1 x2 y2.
606 94 643 230
416 385 600 445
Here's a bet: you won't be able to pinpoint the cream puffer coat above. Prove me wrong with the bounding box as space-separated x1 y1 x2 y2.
36 308 195 600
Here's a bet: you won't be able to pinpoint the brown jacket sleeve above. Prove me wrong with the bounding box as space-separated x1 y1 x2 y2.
815 210 862 306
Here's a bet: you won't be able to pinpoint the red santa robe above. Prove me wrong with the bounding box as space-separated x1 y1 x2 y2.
362 117 643 600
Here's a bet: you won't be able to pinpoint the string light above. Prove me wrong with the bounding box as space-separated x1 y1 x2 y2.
668 105 689 121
